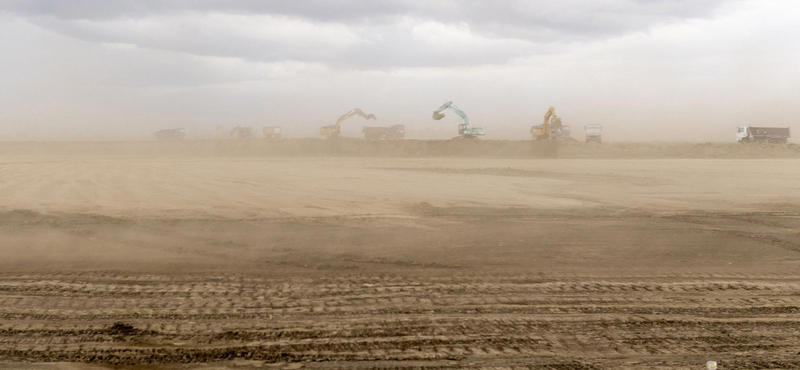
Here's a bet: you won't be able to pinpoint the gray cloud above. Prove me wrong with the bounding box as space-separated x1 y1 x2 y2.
0 0 417 21
4 0 793 143
2 0 736 68
1 1 732 33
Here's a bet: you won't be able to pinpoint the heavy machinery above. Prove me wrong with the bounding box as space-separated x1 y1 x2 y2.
531 107 561 141
432 101 485 139
153 128 186 141
737 126 790 144
584 125 603 143
320 108 377 138
230 126 254 139
556 125 572 141
533 124 572 140
263 126 282 139
363 125 405 140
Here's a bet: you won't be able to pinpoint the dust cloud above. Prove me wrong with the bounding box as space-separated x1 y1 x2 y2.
2 140 800 368
2 1 800 369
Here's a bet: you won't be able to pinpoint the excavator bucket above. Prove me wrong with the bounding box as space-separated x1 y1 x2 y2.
432 112 445 120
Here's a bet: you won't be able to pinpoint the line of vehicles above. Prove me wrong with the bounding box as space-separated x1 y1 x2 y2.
154 104 791 144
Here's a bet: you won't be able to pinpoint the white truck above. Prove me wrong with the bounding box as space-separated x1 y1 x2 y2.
737 126 790 144
584 125 602 143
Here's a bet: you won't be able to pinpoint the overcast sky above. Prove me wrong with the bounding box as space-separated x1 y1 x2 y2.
1 0 798 141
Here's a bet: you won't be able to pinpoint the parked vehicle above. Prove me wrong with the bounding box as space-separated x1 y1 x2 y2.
737 126 790 144
230 126 254 139
363 125 405 140
584 125 602 143
263 126 282 139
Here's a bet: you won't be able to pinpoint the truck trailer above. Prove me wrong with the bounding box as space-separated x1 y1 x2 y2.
737 126 790 144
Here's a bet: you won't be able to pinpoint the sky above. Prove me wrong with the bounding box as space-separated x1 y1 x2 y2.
0 0 798 141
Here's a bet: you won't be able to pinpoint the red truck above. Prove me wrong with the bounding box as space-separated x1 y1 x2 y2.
362 125 405 140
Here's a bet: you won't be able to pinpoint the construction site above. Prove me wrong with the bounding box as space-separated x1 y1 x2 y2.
3 1 800 369
0 138 799 370
2 92 799 370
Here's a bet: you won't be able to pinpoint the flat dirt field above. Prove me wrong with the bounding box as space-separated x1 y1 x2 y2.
1 141 800 369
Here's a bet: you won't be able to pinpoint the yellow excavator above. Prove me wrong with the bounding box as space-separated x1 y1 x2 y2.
320 108 377 138
531 106 562 141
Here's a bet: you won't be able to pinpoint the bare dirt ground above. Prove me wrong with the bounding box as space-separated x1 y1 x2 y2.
1 141 800 369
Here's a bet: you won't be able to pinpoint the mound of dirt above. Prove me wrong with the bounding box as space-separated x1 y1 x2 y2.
3 139 799 159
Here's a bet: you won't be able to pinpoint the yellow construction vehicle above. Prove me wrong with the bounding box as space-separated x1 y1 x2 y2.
531 107 561 141
320 108 377 139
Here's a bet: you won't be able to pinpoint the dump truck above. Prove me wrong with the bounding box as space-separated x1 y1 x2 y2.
263 126 282 139
584 125 602 143
737 126 790 144
363 125 405 140
556 125 572 141
533 124 571 141
153 128 186 141
230 126 254 139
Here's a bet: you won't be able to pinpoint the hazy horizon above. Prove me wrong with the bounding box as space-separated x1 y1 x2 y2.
1 0 798 142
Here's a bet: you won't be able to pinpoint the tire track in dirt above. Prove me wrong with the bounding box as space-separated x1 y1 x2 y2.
1 273 799 368
664 212 800 254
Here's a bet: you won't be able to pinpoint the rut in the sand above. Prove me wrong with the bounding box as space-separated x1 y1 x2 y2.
1 273 799 368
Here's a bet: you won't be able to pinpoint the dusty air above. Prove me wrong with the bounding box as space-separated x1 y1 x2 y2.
1 1 798 369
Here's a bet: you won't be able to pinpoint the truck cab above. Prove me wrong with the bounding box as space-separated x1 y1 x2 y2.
584 125 603 143
736 126 748 143
556 125 571 140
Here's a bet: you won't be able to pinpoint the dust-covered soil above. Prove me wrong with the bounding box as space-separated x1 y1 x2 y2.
1 140 800 369
2 138 800 159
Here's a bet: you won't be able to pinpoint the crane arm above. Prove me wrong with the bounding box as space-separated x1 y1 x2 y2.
334 108 376 131
433 101 452 115
432 101 469 126
542 106 555 138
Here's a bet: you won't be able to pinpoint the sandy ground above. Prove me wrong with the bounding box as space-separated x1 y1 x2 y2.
1 141 800 369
